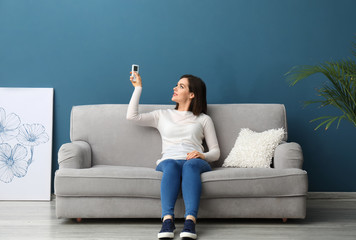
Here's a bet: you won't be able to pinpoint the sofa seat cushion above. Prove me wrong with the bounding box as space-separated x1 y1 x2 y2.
55 165 162 198
201 167 308 199
55 165 308 199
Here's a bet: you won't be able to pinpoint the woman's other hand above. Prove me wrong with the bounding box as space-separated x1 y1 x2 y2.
130 71 142 87
186 151 205 160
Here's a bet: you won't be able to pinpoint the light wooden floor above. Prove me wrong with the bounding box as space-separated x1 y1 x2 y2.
0 197 356 240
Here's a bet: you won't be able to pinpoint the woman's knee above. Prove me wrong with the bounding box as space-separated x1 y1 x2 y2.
183 158 200 169
157 159 182 173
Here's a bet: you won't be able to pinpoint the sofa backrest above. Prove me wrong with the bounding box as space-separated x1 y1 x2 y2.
70 104 287 168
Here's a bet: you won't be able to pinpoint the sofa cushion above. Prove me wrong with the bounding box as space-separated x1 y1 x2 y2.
55 165 307 199
55 165 162 198
201 167 308 199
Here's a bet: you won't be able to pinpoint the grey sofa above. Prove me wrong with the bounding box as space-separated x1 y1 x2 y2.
54 104 308 221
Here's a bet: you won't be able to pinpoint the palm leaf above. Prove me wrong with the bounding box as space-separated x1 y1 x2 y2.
324 116 339 130
337 115 346 128
312 117 335 131
310 116 343 131
303 99 325 108
286 42 356 130
309 116 335 123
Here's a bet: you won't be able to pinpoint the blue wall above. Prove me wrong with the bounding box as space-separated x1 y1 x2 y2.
1 0 355 192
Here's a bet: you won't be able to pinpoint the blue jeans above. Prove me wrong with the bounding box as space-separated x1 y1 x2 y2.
156 158 212 219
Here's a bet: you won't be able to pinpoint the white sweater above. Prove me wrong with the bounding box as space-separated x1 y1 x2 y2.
126 87 220 165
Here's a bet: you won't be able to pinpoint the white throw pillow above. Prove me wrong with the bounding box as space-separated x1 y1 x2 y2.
222 128 285 168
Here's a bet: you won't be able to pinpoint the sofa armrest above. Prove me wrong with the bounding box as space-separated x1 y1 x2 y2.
273 142 304 169
58 141 92 169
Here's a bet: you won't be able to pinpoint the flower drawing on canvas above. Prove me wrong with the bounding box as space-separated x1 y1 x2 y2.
0 107 21 143
17 124 49 147
17 124 49 165
0 143 28 183
0 107 49 183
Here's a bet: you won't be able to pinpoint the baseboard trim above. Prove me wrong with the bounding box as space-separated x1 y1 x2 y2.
308 192 356 199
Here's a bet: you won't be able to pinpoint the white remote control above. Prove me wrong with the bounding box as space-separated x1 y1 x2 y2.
131 64 139 82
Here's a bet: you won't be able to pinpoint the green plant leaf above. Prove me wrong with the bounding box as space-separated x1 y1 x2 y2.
309 116 334 123
313 118 333 131
286 46 356 130
337 115 346 129
325 116 339 130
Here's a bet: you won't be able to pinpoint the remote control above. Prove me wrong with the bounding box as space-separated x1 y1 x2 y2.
131 64 139 82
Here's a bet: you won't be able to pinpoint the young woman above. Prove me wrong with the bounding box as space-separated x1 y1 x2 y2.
127 72 220 240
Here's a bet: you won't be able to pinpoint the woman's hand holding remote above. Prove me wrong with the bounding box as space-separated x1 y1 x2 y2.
130 72 142 87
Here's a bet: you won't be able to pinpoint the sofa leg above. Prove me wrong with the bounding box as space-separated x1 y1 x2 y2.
76 218 82 223
282 218 287 223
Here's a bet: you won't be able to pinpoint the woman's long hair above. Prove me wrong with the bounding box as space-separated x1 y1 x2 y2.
175 74 207 116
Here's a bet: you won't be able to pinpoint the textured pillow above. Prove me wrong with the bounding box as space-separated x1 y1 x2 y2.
222 128 285 168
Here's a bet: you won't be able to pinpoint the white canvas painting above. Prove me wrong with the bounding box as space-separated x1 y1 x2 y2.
0 88 53 200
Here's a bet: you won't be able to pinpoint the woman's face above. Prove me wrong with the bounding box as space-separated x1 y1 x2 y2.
172 78 194 104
